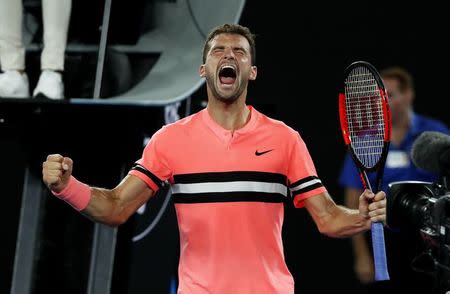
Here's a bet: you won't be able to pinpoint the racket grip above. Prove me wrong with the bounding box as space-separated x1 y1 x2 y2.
371 221 390 281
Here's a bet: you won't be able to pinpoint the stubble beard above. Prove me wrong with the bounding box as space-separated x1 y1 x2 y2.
206 76 246 105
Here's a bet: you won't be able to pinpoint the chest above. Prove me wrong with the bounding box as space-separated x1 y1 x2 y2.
167 130 288 176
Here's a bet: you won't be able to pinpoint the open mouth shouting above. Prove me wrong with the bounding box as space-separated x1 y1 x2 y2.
218 64 237 88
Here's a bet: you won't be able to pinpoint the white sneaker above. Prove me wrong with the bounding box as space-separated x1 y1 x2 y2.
33 70 64 100
0 70 30 98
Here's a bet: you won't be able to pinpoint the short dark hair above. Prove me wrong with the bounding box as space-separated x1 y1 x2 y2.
380 66 414 92
202 23 256 65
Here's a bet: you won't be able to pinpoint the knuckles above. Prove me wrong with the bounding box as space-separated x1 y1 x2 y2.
46 154 63 162
42 160 63 171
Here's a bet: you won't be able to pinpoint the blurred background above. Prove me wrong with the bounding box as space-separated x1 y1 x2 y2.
1 0 449 293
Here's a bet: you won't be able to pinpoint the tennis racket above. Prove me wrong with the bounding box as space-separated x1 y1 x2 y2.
338 61 391 281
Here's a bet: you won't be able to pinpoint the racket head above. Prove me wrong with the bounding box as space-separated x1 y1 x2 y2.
338 61 392 172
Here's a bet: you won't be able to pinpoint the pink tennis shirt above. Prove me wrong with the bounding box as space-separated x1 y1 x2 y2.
129 106 327 294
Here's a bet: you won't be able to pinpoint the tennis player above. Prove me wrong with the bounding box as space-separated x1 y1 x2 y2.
42 23 386 294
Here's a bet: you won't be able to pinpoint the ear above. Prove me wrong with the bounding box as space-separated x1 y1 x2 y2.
249 66 257 80
199 64 206 77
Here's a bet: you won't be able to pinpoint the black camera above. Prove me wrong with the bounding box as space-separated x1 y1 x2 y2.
386 181 450 293
385 131 450 293
387 180 450 255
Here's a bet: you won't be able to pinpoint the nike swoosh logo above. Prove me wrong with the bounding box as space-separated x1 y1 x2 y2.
255 149 274 156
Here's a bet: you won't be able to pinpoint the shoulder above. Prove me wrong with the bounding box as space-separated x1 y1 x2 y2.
161 110 202 131
151 111 202 141
257 110 300 139
414 113 450 134
254 111 310 157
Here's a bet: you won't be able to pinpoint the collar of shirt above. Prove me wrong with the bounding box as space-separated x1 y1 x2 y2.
201 105 260 143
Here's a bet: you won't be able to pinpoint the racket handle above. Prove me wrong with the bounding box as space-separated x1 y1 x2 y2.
371 221 390 281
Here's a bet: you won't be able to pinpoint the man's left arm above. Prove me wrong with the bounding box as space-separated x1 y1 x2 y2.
304 190 386 238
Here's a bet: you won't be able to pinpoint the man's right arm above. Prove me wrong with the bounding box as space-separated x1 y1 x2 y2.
42 154 155 227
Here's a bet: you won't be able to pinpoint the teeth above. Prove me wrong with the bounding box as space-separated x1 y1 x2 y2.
221 65 236 71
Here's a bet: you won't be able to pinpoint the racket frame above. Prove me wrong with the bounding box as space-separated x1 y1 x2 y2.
338 61 392 281
339 61 392 189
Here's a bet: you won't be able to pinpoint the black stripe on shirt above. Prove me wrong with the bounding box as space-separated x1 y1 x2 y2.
291 182 323 197
173 171 287 185
130 163 163 188
289 176 319 189
173 191 287 204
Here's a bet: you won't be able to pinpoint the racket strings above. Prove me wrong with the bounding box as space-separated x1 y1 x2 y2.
344 66 385 168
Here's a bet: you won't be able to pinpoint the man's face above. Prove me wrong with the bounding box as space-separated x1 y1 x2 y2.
199 33 257 103
384 78 413 123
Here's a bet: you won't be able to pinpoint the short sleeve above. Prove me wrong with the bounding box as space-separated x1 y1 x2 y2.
128 128 172 192
287 132 327 208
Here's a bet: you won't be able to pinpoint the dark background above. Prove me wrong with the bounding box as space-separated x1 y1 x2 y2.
1 1 449 293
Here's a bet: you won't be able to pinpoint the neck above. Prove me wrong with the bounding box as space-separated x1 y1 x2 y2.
206 100 250 131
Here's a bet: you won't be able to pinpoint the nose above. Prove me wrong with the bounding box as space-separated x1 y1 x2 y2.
223 47 236 59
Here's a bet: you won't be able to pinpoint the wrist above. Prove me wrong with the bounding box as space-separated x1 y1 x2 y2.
51 175 91 211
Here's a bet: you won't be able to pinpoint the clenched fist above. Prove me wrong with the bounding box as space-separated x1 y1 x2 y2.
42 154 73 193
358 189 386 225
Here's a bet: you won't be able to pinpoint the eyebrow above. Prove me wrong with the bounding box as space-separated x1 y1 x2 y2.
211 45 248 52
